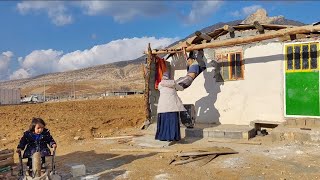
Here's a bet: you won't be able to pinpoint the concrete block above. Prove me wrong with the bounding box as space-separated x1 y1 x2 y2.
71 164 86 178
286 119 296 126
305 119 315 127
242 132 249 140
224 132 243 139
314 119 320 127
185 129 204 138
208 131 225 138
296 119 306 127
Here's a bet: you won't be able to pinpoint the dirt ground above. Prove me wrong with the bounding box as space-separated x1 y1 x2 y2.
1 96 320 180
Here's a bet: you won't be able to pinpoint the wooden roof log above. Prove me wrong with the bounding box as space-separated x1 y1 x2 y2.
191 24 291 45
145 24 320 54
253 21 265 34
223 25 235 38
185 24 320 51
223 25 235 32
195 31 212 41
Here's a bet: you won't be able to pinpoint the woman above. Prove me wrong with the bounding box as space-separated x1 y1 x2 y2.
155 72 186 141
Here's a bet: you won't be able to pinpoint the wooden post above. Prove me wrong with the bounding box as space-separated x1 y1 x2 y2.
253 21 265 34
142 43 152 129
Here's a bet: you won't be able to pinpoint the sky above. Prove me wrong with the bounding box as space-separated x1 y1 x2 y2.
0 1 319 81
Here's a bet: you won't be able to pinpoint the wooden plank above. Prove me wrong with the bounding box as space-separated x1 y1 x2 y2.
0 157 14 168
0 152 14 161
177 150 238 157
171 156 207 165
0 149 13 155
94 136 134 140
110 148 177 153
199 154 217 166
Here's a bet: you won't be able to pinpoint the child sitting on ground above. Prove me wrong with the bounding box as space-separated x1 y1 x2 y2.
16 117 57 172
175 49 206 91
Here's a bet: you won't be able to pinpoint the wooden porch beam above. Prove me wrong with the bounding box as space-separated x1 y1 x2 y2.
185 24 320 51
145 24 320 54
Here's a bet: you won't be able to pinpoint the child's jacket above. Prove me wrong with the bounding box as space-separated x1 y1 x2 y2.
17 128 56 158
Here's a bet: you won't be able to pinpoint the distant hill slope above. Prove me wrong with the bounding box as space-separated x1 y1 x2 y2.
0 8 306 93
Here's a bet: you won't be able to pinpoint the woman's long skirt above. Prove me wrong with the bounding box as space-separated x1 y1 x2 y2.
155 112 181 141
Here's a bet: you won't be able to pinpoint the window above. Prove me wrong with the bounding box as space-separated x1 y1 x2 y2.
285 43 319 72
215 52 244 82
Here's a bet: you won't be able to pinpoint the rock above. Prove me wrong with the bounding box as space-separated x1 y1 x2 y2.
74 136 81 140
71 164 86 178
241 8 285 25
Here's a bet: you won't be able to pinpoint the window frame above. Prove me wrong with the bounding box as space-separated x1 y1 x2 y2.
216 51 244 81
285 42 319 73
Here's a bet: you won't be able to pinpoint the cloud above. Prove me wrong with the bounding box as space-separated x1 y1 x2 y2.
0 51 14 80
58 37 178 71
17 1 73 26
10 49 63 80
78 1 167 23
231 5 262 17
10 37 178 80
9 68 30 80
184 1 224 25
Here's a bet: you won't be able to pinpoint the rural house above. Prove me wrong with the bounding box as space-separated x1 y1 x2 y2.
144 9 320 130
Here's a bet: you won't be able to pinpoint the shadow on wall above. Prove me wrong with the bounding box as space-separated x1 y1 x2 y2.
195 68 224 124
170 52 187 71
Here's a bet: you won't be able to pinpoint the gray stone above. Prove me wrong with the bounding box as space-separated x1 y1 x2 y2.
208 131 225 138
185 129 204 138
286 119 297 126
71 164 86 178
224 132 243 139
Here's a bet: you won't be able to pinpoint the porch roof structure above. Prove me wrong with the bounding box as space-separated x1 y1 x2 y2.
145 22 320 55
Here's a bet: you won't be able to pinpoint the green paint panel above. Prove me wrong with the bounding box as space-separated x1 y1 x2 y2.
286 72 319 116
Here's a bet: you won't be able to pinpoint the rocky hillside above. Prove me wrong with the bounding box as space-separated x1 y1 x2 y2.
0 58 145 94
0 8 305 93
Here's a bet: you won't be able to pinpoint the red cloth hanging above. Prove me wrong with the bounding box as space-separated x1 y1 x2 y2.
155 56 167 89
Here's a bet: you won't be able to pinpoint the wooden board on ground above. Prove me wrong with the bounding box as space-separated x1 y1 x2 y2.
94 135 134 140
0 149 13 155
177 147 238 157
170 147 237 166
171 156 208 165
0 152 14 161
0 157 14 168
110 148 177 153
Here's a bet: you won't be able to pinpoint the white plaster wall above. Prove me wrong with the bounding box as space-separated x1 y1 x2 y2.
171 43 285 125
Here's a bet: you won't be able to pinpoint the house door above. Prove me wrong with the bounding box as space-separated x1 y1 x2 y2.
285 42 320 116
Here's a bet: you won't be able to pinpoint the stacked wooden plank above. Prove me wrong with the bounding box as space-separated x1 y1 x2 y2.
0 149 14 173
170 147 238 166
